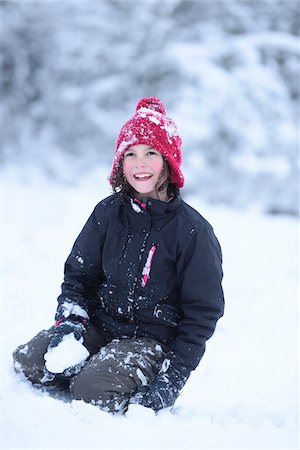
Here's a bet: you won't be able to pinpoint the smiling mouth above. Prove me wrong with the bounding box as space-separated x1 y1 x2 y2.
133 174 153 180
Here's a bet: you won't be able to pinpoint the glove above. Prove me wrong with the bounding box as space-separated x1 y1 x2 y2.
48 315 88 350
45 315 89 378
131 359 190 411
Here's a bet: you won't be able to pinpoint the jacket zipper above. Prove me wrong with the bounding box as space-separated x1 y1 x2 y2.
127 231 150 315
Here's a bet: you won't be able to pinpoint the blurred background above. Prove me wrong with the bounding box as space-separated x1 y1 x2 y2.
0 0 299 215
2 3 299 446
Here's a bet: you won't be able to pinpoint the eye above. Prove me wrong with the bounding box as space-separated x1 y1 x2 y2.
124 151 134 158
147 150 159 156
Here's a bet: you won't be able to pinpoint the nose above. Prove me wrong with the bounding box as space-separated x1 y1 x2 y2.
135 155 147 168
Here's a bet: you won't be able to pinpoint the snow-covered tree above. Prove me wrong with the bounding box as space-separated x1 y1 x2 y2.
0 0 298 214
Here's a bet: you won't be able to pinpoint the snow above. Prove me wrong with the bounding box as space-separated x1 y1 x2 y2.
136 368 148 386
1 167 298 449
60 301 89 320
75 255 84 265
1 3 298 446
44 333 90 374
130 197 143 213
141 245 156 287
126 403 156 419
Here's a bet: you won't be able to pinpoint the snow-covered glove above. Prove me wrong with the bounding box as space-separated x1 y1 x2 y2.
44 315 90 378
48 315 88 350
130 360 190 411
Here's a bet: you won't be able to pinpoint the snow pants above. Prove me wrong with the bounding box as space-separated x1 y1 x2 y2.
13 324 168 413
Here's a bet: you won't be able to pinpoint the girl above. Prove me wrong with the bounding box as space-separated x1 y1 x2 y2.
13 97 224 413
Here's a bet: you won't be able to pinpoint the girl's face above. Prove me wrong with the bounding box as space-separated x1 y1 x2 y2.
123 144 167 200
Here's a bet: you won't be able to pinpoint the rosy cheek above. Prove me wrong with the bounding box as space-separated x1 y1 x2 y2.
123 161 131 179
152 160 164 174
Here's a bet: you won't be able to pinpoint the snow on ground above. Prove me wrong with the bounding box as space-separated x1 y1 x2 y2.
1 166 299 449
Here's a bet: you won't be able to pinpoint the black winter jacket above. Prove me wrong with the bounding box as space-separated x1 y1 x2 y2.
56 193 224 371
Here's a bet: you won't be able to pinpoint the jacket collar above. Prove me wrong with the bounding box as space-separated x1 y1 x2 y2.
128 194 182 216
121 194 182 230
140 195 182 216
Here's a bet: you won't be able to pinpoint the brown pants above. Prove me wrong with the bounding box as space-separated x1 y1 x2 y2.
13 324 167 413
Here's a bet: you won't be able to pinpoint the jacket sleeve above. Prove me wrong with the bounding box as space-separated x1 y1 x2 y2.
171 223 225 371
55 202 109 322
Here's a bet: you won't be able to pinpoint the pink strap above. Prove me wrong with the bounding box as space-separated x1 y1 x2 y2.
55 317 87 327
55 318 64 327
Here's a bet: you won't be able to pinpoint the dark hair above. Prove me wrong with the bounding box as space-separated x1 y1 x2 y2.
110 157 176 198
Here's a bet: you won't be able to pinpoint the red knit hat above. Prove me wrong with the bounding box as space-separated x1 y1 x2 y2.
109 97 184 188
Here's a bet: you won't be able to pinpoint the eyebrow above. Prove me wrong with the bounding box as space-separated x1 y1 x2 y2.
125 146 155 152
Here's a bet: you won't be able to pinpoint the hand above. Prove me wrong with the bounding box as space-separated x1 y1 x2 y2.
45 315 89 378
48 315 87 350
45 332 90 378
131 362 190 411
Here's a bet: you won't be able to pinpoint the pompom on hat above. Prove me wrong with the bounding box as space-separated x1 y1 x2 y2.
109 97 184 188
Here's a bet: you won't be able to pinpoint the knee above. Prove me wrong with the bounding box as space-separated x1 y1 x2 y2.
69 362 112 403
69 370 87 400
69 368 104 408
69 360 135 413
13 347 42 384
13 344 32 374
12 331 51 384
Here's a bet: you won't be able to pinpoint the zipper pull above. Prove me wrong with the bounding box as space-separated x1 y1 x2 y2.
141 245 156 287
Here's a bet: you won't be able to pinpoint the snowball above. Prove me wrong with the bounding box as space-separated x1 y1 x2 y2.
44 333 90 374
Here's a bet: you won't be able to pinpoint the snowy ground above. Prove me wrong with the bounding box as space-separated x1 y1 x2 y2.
1 166 299 449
